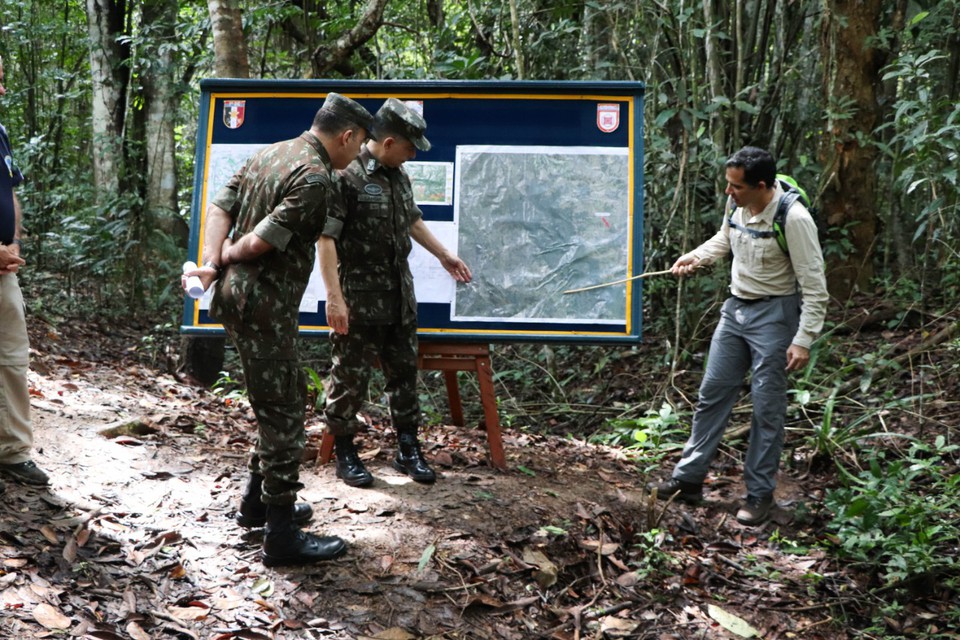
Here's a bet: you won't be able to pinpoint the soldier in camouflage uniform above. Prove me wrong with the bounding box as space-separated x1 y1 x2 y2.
184 93 374 567
320 98 472 488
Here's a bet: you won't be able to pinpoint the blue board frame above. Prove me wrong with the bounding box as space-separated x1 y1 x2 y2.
182 79 645 344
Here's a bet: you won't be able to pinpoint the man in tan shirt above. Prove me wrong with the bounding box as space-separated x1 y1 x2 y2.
654 146 828 525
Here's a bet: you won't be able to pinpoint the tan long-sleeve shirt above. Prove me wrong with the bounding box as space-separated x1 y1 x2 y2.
688 182 828 349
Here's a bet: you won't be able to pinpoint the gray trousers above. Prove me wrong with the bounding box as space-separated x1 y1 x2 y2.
673 294 800 498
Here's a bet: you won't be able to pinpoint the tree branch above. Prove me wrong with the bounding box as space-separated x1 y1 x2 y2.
310 0 389 77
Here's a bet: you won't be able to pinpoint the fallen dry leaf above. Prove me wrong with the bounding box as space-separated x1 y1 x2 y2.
360 627 417 640
707 604 760 638
211 588 245 610
39 526 59 544
77 527 92 547
522 548 558 589
126 621 152 640
600 615 640 636
167 605 209 622
63 536 78 562
32 602 72 630
580 539 619 555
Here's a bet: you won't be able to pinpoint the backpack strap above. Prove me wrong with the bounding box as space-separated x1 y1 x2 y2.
773 191 802 256
726 216 778 240
726 190 802 256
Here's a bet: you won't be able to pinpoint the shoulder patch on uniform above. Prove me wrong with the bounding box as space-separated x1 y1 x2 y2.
305 173 330 186
364 184 383 196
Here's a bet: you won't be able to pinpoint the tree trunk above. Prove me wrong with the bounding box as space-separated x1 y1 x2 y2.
142 0 186 246
507 0 525 79
207 0 251 78
84 0 130 200
702 0 726 150
818 0 884 300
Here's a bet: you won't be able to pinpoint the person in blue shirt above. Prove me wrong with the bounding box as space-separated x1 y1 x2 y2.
0 53 51 491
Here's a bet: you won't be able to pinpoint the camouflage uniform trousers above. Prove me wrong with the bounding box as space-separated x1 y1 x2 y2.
323 321 420 437
228 331 307 506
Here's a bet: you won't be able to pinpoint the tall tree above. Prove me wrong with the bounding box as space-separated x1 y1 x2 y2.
207 0 250 77
818 0 884 299
84 0 130 200
141 0 184 243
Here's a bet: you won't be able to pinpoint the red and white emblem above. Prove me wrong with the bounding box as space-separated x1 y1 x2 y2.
223 100 246 129
596 103 620 133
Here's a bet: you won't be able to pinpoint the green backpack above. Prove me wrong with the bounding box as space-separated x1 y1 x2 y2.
727 174 814 256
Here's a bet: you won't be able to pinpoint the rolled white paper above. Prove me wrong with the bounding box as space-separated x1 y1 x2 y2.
182 261 205 299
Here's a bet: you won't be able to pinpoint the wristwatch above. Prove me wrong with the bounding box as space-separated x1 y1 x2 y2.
202 260 222 276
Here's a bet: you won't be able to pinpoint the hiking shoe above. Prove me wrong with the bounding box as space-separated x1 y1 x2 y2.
0 460 50 486
736 494 774 526
649 477 703 504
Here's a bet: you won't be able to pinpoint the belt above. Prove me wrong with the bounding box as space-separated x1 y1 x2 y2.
731 295 779 305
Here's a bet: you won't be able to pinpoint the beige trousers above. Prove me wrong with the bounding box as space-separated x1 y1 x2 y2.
0 273 32 463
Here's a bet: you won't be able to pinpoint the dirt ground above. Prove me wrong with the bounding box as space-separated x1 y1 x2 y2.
0 321 905 639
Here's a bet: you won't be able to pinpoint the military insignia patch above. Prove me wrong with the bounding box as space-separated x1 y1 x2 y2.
223 100 246 129
305 174 329 185
597 103 620 133
364 184 383 195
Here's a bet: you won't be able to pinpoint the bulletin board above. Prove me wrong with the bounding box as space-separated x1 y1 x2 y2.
181 79 645 343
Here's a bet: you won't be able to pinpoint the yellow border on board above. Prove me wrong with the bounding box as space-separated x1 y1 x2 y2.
191 91 639 337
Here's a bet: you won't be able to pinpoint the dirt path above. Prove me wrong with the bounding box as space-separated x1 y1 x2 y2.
0 324 848 639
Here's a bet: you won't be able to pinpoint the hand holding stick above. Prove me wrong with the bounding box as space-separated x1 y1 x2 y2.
562 268 674 295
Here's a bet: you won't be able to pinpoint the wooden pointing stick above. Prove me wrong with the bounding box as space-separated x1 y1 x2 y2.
562 268 675 294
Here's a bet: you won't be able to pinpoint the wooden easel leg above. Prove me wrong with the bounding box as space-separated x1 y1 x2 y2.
319 430 335 464
443 370 465 426
476 354 506 470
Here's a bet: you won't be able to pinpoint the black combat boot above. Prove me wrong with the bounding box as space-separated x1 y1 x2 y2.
334 436 374 487
393 429 436 483
261 504 346 567
236 473 315 528
647 477 703 504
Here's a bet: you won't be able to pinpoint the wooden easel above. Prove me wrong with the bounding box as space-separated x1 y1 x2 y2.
318 343 506 470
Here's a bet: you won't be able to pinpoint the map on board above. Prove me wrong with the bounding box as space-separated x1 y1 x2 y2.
452 145 631 324
406 161 455 205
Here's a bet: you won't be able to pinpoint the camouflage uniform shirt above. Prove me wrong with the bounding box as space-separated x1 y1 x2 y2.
322 144 419 326
210 131 343 355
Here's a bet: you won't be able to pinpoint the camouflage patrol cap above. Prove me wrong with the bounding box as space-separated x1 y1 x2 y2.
322 92 375 135
374 98 431 152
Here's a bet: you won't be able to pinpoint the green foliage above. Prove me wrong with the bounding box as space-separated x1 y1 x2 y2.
212 370 248 405
872 1 960 304
823 437 960 586
138 321 177 368
593 403 687 474
3 0 214 317
629 529 677 580
303 366 326 412
417 372 448 426
800 388 937 464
